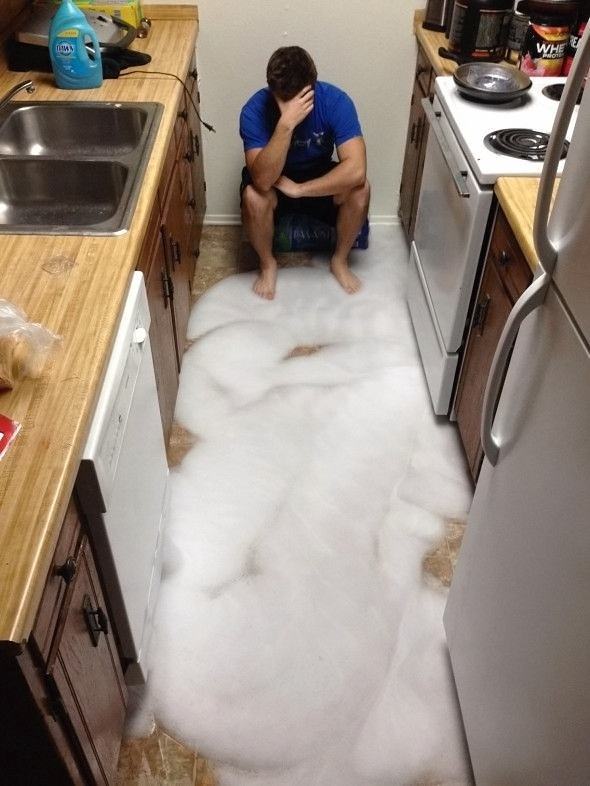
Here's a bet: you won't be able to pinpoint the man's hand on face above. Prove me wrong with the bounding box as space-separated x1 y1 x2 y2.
275 175 303 199
276 85 314 132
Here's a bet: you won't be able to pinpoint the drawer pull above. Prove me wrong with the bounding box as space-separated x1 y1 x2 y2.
83 594 108 647
187 197 196 210
55 557 77 585
499 250 511 267
189 68 198 80
184 150 195 164
177 109 188 122
473 294 491 335
172 238 182 266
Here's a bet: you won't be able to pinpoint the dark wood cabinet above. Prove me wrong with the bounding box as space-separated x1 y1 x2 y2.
138 62 206 439
0 495 126 786
162 160 192 369
454 206 533 480
399 45 433 241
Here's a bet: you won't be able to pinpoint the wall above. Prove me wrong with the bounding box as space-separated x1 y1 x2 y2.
196 1 425 224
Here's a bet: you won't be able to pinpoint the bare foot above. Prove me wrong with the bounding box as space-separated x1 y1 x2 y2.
330 257 361 294
253 263 277 300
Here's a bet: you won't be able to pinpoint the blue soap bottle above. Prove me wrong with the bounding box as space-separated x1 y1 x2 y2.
49 0 103 89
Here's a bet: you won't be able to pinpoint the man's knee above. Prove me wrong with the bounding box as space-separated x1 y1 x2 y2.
241 184 277 217
335 179 371 210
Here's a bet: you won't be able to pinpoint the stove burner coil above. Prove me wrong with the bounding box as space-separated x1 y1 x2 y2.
484 128 569 162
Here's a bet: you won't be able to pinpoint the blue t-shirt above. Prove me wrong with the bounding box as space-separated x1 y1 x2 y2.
239 81 362 172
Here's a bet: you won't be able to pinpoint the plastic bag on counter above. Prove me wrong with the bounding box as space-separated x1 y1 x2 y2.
0 300 60 390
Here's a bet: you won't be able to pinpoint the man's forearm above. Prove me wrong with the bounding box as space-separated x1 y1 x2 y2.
298 159 366 198
249 121 293 192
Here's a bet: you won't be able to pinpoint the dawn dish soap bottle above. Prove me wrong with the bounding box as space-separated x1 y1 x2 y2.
49 0 102 89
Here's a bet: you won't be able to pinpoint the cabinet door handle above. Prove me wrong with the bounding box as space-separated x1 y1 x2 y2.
189 67 198 80
473 294 491 335
177 108 188 122
172 238 182 266
410 121 417 144
55 557 77 585
184 149 195 163
193 133 200 156
499 249 511 267
161 269 171 306
83 594 109 647
187 197 196 210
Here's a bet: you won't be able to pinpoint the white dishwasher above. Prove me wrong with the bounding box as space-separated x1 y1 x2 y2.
77 271 169 685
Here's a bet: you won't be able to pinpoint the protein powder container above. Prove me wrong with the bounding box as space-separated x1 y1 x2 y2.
447 0 514 61
563 0 590 74
517 0 579 75
506 4 531 62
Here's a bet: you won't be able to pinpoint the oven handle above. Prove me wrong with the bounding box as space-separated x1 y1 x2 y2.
421 98 470 199
480 272 550 466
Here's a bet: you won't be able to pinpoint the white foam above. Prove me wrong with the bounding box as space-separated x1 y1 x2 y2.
127 226 473 785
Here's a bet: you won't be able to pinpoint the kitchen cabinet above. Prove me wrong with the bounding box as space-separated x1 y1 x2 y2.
399 44 434 241
454 206 533 480
0 494 126 785
138 63 207 440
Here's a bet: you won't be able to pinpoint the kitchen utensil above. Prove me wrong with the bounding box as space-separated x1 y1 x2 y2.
423 0 454 31
16 2 136 48
453 61 532 101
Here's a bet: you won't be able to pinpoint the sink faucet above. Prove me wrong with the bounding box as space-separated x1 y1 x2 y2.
0 80 36 113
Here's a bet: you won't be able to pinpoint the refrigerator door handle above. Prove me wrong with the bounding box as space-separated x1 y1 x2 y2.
481 273 549 466
533 22 590 275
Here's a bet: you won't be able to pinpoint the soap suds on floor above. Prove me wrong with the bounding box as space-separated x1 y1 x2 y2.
126 227 474 786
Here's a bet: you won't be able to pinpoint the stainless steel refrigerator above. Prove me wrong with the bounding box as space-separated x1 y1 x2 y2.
444 24 590 786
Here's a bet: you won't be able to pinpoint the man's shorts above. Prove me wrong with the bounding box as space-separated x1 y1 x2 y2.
240 160 339 227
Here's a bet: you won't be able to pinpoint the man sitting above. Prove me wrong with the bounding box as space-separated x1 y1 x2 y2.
239 46 370 300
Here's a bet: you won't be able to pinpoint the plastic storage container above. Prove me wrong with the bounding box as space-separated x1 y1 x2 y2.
517 0 578 75
49 0 103 89
273 214 369 253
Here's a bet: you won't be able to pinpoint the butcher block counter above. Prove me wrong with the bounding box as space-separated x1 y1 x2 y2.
495 176 562 274
0 5 198 650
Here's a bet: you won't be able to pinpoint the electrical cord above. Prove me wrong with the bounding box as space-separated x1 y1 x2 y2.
119 69 216 132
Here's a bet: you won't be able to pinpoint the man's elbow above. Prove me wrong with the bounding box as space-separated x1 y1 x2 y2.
250 171 275 194
352 164 367 189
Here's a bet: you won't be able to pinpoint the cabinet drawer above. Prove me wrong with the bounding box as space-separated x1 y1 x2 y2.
416 45 434 97
32 497 83 665
489 208 533 302
50 538 126 786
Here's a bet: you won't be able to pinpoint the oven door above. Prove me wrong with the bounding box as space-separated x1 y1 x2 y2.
413 96 493 354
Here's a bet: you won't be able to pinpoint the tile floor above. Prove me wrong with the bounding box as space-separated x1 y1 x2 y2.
116 225 468 785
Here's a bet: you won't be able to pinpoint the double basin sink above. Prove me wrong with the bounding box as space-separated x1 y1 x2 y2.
0 101 162 234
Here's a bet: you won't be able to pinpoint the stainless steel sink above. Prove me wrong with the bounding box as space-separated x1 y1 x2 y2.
0 101 162 235
0 159 128 227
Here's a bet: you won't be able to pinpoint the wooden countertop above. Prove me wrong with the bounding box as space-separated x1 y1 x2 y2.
414 9 457 77
495 178 541 272
0 5 198 650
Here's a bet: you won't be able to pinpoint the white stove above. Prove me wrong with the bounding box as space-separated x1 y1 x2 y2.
406 73 581 417
435 76 579 184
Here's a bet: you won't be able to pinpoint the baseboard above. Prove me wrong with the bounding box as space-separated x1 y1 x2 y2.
204 215 242 226
204 214 400 226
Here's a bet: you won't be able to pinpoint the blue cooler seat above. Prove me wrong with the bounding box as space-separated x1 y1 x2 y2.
273 214 370 253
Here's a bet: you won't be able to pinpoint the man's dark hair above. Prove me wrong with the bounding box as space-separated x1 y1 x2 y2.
266 46 318 100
